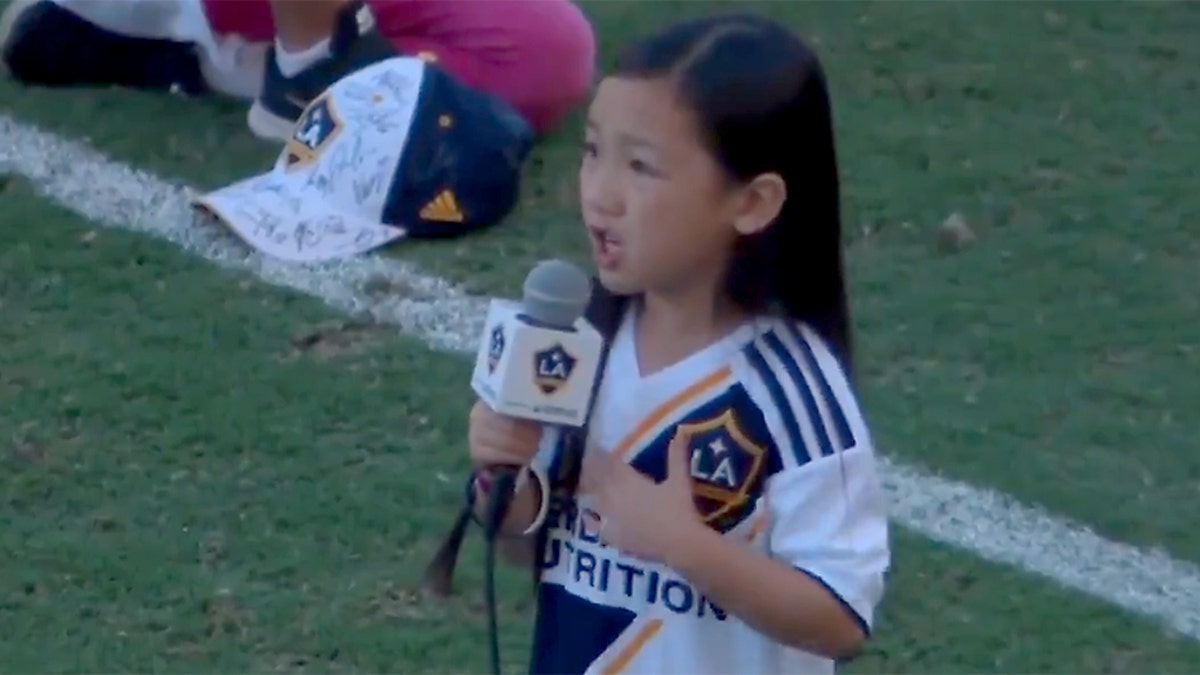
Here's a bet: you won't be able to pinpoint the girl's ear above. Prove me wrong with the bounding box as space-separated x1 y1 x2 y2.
731 172 787 236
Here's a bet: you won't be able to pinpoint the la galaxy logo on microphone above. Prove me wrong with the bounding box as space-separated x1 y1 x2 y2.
533 344 576 394
487 324 506 374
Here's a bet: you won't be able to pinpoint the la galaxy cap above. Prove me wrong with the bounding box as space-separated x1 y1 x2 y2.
193 55 535 262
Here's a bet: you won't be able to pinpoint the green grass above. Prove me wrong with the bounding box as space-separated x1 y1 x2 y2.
3 179 1200 672
3 0 1198 564
3 0 1200 670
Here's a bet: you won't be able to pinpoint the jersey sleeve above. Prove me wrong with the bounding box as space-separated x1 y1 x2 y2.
736 320 890 634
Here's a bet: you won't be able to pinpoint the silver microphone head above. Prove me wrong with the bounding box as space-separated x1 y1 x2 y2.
521 259 592 329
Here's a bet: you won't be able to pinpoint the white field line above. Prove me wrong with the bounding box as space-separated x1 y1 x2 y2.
3 113 1199 643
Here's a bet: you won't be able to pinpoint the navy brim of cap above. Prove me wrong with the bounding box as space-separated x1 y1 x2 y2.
190 172 408 263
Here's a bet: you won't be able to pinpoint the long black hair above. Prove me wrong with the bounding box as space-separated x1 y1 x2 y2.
612 12 854 374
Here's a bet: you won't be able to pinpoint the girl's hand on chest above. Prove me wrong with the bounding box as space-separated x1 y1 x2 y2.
583 430 708 565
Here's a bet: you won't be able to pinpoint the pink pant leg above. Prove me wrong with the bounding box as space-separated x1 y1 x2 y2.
201 0 276 42
381 0 597 134
200 0 597 133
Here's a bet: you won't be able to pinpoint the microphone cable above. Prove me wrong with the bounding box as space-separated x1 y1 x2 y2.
422 464 519 675
482 466 521 675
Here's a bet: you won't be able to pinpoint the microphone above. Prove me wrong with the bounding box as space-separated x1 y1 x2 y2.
470 258 604 428
424 259 601 602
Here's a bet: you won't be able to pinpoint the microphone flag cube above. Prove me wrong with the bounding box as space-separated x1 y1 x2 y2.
470 298 604 427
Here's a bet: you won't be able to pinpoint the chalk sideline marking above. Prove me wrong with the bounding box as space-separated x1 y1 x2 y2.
2 113 1198 642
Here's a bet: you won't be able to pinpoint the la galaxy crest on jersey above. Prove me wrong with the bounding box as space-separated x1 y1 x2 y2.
533 344 576 394
487 324 506 374
285 95 344 170
678 408 768 533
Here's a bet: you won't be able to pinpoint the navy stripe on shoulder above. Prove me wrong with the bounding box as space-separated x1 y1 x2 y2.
761 329 837 459
784 322 857 451
741 322 861 467
742 340 809 465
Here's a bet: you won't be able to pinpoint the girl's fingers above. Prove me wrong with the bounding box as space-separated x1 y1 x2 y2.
510 418 543 439
581 449 610 495
579 454 595 494
474 424 537 456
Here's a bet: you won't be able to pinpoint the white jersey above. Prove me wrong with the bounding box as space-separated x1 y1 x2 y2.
528 308 890 674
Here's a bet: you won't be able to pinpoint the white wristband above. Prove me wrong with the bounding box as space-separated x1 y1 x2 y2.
515 463 551 536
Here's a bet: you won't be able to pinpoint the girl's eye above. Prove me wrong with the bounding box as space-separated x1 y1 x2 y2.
629 158 652 174
582 141 598 158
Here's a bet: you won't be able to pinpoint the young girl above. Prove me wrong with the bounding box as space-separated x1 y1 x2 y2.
467 12 890 674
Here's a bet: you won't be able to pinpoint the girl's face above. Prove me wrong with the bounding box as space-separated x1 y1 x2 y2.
579 76 744 299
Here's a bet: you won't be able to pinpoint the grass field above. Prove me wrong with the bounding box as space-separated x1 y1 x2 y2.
2 0 1200 672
